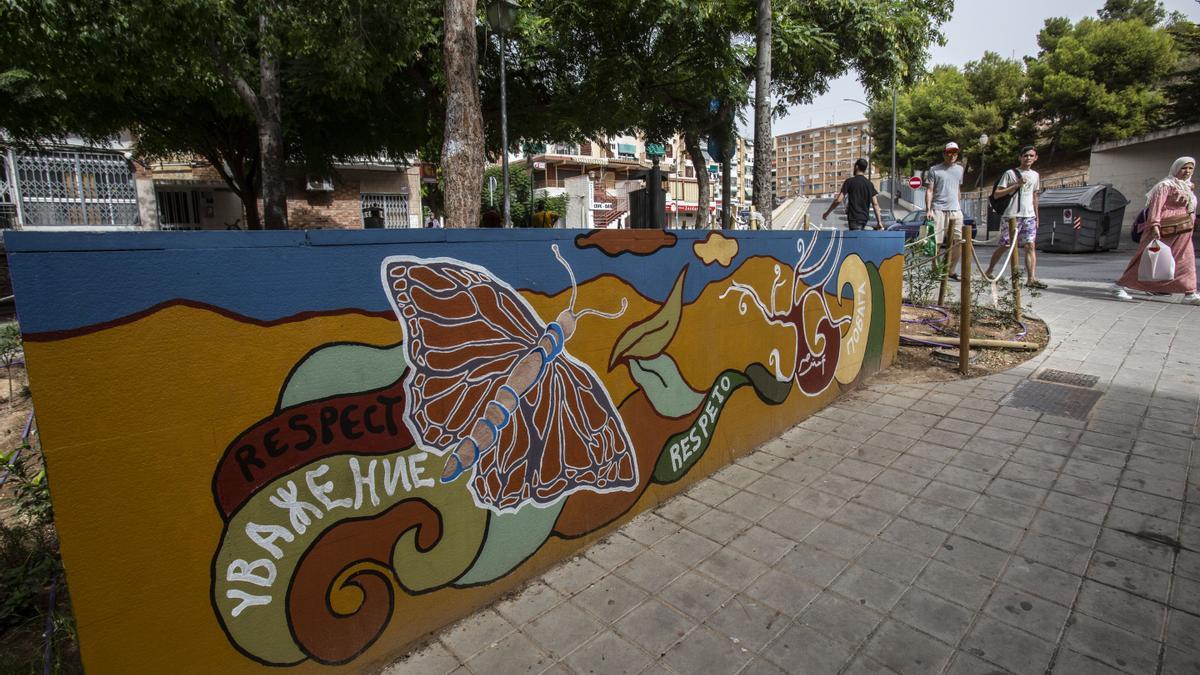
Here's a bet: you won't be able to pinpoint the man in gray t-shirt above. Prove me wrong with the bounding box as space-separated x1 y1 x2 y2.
924 142 966 278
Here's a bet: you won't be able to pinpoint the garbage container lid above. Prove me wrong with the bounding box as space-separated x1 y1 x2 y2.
1038 184 1128 212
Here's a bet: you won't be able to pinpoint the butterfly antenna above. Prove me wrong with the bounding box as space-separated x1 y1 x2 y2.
551 243 579 312
576 298 629 321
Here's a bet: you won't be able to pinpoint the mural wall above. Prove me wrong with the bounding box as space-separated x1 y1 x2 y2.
6 228 902 673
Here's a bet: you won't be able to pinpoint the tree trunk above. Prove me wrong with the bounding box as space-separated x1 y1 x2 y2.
685 133 710 230
722 158 732 229
237 159 263 230
202 147 261 230
753 0 773 229
258 13 287 229
441 0 485 228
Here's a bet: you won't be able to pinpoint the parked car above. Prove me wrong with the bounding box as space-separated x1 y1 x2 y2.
865 212 895 230
886 210 976 242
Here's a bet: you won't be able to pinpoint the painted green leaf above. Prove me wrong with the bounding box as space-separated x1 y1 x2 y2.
609 266 687 369
280 342 408 408
451 500 564 586
864 262 886 375
629 354 705 418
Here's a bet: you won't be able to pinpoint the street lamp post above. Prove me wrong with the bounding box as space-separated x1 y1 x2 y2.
890 87 898 222
486 0 519 228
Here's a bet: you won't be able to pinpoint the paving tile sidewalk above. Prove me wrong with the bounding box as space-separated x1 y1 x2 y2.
386 281 1200 675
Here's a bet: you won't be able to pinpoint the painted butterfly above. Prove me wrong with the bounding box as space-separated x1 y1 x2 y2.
380 245 639 513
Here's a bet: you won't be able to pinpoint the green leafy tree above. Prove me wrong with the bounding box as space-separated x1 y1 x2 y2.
868 54 1033 186
868 66 974 181
1098 0 1167 25
1165 13 1200 125
876 5 1182 178
480 165 533 225
0 0 439 229
1026 15 1176 158
490 0 950 223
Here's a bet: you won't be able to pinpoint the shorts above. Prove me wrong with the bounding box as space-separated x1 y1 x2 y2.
998 217 1037 246
847 220 867 231
931 210 964 246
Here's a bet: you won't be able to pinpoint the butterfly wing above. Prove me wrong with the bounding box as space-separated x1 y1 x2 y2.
381 256 544 454
471 349 638 512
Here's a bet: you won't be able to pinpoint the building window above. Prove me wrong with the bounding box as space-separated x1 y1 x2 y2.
552 143 580 156
361 193 410 228
156 190 200 228
15 150 138 226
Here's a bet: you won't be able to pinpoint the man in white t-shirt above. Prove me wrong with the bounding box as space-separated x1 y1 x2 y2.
985 145 1044 288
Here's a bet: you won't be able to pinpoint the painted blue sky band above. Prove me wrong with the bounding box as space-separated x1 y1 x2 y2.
6 230 902 334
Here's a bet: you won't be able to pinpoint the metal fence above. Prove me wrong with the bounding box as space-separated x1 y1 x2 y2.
13 150 138 226
360 193 410 228
0 154 16 228
1039 173 1088 190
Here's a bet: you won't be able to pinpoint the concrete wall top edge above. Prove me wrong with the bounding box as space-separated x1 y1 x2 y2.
4 228 901 253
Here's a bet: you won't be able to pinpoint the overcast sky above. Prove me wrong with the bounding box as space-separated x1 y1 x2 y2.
765 0 1199 135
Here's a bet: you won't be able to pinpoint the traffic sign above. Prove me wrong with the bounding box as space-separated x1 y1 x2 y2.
908 176 923 189
1063 208 1073 221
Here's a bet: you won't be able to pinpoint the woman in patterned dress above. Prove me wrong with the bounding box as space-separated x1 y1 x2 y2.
1112 157 1199 304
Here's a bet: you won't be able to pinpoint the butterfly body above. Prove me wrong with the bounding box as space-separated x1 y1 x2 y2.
381 248 637 513
443 317 571 483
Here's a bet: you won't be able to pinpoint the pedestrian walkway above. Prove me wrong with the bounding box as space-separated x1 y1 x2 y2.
384 281 1200 675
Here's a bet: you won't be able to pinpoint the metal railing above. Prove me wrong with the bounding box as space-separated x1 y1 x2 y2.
13 150 138 227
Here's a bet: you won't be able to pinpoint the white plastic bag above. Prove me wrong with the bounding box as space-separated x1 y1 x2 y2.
1138 238 1176 282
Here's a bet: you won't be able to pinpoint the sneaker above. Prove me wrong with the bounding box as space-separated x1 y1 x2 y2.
1184 293 1200 306
1111 284 1135 301
1026 279 1048 289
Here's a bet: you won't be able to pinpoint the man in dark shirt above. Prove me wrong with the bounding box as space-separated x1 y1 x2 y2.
822 158 884 230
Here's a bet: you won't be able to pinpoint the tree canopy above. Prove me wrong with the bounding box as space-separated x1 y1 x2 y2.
3 0 953 227
1164 13 1200 125
868 0 1189 181
1 0 438 228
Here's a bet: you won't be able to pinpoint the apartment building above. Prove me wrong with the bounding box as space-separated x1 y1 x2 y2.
1 136 423 232
772 120 875 200
142 158 423 230
516 133 754 228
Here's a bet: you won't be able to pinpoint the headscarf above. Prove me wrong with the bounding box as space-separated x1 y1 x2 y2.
1147 156 1197 213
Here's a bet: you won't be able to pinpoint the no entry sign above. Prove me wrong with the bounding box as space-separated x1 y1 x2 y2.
908 176 923 190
